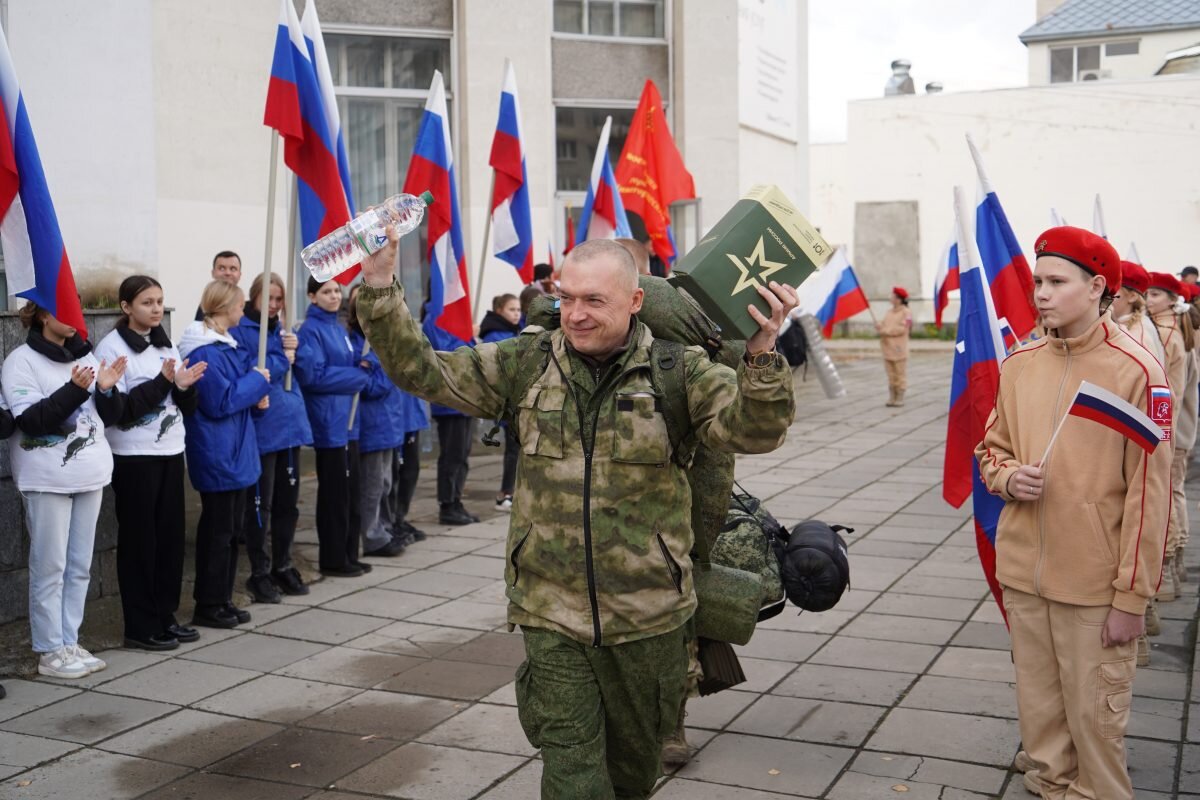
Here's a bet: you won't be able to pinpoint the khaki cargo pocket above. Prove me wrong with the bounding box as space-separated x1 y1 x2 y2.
1083 502 1117 566
612 392 670 466
514 660 542 748
656 533 684 594
507 524 532 587
517 387 565 459
1096 657 1134 739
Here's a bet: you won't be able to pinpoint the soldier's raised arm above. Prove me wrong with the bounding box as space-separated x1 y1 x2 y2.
354 225 512 420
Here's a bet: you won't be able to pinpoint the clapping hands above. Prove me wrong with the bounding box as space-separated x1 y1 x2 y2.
96 357 128 392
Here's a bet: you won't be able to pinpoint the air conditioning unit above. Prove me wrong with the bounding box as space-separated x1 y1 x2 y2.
1079 69 1112 81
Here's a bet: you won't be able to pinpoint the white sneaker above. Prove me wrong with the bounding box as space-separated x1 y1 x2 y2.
495 496 513 512
38 648 89 679
68 645 106 674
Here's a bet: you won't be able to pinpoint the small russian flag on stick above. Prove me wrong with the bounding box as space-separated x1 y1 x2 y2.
1043 380 1167 465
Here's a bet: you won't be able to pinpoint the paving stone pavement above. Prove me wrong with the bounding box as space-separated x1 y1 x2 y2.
1 352 1198 799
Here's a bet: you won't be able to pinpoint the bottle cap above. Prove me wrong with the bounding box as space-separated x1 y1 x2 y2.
420 191 435 206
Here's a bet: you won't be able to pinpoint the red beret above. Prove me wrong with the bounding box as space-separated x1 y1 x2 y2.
1148 271 1182 297
892 286 909 300
1034 226 1121 296
1187 283 1200 302
1120 261 1148 295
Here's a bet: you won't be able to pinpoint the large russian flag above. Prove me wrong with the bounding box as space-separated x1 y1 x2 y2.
0 21 86 337
945 186 1009 618
807 248 869 337
967 136 1037 342
933 233 959 329
301 0 354 217
489 60 534 284
403 71 472 343
264 0 354 282
576 116 631 245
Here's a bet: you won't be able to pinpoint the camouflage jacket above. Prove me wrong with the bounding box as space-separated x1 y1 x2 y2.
357 279 796 646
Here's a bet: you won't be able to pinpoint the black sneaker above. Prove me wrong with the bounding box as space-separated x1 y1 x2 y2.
320 564 364 578
192 606 239 629
363 538 407 558
247 574 282 604
272 567 309 596
440 504 475 526
166 624 200 643
124 633 180 651
224 604 252 624
400 521 427 542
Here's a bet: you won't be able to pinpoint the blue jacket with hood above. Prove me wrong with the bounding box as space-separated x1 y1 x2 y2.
230 309 313 455
294 304 368 448
177 321 270 492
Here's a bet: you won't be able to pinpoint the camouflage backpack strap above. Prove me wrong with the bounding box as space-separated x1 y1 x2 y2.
649 337 699 473
483 328 553 447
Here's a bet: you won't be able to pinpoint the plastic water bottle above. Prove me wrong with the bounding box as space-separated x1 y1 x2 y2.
301 191 434 282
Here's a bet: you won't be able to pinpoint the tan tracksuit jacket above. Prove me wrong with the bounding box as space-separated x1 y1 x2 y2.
878 307 911 362
1119 312 1165 369
1152 311 1187 414
976 312 1172 616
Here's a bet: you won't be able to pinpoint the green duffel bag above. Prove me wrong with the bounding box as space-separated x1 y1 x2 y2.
692 561 764 647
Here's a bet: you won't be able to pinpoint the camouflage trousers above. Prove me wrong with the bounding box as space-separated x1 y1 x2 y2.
515 625 689 799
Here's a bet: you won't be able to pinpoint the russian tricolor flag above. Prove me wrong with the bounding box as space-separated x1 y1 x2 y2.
808 248 870 337
403 70 472 343
946 186 1008 618
1065 381 1166 455
933 233 959 329
967 135 1037 342
301 1 354 218
576 116 631 245
0 20 86 337
264 0 354 281
489 60 534 284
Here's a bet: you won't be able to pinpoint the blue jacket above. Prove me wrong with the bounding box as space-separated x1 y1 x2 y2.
230 311 313 455
350 329 416 454
177 322 270 493
294 304 368 448
423 312 473 418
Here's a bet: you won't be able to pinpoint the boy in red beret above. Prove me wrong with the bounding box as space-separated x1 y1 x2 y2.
976 227 1171 800
877 286 912 406
1147 271 1192 601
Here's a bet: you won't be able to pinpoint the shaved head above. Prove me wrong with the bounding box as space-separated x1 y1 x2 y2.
615 237 651 276
558 239 644 357
563 239 639 292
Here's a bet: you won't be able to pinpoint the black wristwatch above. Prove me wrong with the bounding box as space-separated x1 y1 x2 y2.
744 349 779 368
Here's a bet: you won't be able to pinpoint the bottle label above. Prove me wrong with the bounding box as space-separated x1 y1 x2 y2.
347 214 388 256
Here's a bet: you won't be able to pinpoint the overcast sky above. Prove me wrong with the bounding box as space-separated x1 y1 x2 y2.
808 0 1035 142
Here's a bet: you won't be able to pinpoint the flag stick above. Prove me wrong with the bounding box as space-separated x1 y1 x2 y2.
257 131 280 372
284 176 298 392
1040 407 1072 467
472 171 496 324
347 339 371 431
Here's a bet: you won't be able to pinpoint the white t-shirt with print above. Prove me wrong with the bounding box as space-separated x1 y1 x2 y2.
94 329 186 456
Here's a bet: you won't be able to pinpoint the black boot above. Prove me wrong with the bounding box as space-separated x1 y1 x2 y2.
439 503 474 525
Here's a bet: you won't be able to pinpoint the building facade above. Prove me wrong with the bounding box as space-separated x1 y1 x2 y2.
1 0 810 328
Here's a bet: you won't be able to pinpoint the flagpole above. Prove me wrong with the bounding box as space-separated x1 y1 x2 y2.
283 175 298 392
347 339 371 431
472 172 496 323
1040 407 1072 467
258 131 281 372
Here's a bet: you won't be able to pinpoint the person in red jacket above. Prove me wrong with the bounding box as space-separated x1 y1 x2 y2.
976 227 1171 800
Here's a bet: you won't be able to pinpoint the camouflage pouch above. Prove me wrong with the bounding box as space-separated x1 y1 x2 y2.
691 562 763 646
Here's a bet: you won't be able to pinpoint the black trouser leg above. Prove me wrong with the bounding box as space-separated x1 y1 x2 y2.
395 433 420 522
194 489 245 612
346 441 361 564
436 416 472 505
315 446 350 570
501 425 519 496
244 450 277 578
114 456 184 639
271 447 301 572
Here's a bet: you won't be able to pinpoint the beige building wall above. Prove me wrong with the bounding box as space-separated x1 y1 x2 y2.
809 75 1200 324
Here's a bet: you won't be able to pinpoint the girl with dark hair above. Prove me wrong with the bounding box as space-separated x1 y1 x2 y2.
178 281 271 628
230 272 313 600
295 276 371 576
2 303 125 677
877 286 912 407
95 276 207 649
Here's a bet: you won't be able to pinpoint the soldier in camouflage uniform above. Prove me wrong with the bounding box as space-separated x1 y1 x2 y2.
356 236 797 799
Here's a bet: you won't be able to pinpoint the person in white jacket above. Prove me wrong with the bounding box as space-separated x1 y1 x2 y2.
95 276 207 651
2 302 125 678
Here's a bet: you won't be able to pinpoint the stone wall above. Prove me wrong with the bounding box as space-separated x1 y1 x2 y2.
0 309 150 676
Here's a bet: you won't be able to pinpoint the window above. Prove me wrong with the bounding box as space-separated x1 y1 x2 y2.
553 0 664 39
323 32 452 306
555 106 634 192
1049 42 1124 82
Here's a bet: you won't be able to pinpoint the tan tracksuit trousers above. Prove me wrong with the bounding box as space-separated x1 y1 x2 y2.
1170 447 1190 551
1005 587 1136 800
